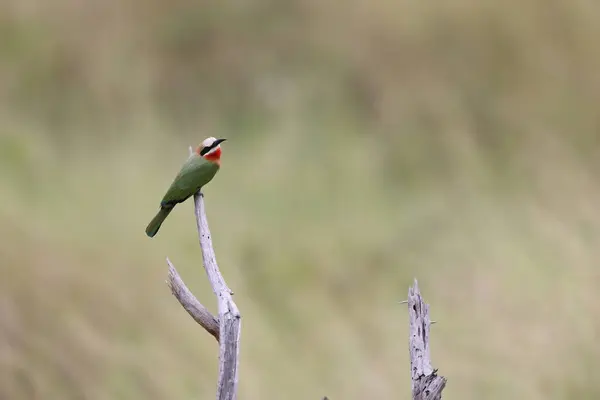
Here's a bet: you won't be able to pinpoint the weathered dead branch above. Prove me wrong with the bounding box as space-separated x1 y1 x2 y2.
406 279 446 400
166 258 219 341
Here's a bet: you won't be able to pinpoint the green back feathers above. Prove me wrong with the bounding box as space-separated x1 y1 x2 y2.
160 154 219 206
146 154 220 237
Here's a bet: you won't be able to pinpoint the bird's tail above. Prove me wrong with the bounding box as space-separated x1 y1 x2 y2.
145 206 174 238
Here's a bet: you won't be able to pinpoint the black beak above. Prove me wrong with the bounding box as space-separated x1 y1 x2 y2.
214 138 227 146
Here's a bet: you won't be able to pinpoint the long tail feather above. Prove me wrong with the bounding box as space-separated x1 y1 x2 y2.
145 207 174 237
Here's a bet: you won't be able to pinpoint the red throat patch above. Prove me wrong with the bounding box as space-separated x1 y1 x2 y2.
203 146 222 165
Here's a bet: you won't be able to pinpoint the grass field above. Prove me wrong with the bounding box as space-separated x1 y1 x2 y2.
2 0 600 399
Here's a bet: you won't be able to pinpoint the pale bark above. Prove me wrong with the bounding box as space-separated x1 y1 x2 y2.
406 279 446 400
166 258 219 341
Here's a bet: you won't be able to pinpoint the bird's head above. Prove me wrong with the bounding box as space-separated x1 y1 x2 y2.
195 137 226 163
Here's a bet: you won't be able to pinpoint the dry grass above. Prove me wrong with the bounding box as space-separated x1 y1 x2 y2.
2 0 600 399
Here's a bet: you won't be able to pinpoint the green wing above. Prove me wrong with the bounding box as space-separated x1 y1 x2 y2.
160 155 220 207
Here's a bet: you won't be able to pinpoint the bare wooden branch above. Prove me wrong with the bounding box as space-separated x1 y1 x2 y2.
166 258 219 341
407 279 446 400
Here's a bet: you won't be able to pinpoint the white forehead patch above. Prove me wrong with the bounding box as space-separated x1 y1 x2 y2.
201 137 217 148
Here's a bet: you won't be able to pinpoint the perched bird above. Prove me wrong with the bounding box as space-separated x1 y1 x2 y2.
145 137 226 238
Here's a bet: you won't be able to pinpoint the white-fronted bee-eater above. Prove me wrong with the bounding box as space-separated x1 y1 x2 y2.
145 137 226 238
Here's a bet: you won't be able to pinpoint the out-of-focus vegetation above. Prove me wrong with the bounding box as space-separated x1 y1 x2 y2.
1 0 600 398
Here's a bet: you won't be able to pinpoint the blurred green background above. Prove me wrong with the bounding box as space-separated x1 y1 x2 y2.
2 0 600 399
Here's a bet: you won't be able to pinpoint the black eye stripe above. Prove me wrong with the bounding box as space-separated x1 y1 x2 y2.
200 143 216 156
